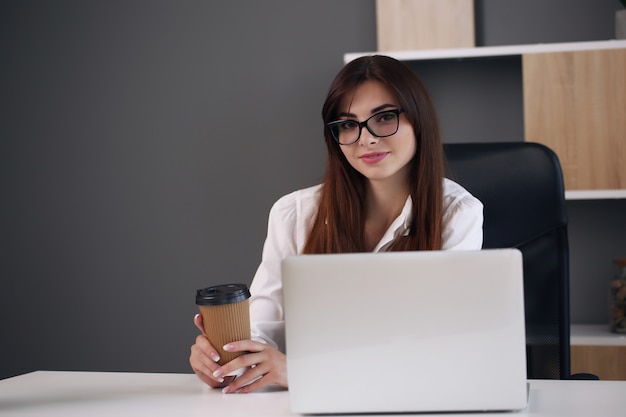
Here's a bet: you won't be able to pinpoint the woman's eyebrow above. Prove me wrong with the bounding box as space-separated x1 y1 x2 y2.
338 103 397 119
371 103 396 113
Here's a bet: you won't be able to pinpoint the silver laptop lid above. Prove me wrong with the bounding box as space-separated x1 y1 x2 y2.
283 249 527 414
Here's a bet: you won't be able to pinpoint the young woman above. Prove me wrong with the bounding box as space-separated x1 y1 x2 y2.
189 55 483 393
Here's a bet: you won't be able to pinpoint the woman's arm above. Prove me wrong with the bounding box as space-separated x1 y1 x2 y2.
441 180 484 250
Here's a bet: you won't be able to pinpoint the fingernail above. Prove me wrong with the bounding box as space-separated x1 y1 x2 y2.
210 352 220 362
222 386 230 394
213 369 224 383
223 344 233 351
194 313 200 320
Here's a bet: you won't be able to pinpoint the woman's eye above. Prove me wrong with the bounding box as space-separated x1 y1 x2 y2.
339 121 358 130
377 112 396 123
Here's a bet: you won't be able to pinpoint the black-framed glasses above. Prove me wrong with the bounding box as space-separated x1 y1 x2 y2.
326 108 405 145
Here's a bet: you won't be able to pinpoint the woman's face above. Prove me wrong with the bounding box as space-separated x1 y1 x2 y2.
335 80 416 186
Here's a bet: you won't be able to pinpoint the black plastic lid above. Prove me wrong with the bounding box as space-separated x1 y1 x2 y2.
195 284 251 306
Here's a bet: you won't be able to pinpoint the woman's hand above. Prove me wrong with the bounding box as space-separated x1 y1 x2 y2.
213 339 288 393
189 314 288 393
189 314 229 388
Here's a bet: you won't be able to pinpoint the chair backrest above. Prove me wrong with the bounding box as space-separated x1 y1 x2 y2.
444 142 571 379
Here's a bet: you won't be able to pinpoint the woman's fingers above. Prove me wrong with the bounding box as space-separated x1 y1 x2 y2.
189 334 225 386
211 341 287 393
212 340 266 377
196 333 221 363
223 365 268 394
191 326 288 393
193 313 205 335
224 339 267 353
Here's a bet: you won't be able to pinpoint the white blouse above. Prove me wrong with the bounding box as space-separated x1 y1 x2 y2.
249 179 483 352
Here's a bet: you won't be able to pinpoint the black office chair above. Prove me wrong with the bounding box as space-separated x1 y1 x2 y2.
443 142 571 380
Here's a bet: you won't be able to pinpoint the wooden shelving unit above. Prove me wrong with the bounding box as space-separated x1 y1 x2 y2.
345 40 626 200
571 324 626 380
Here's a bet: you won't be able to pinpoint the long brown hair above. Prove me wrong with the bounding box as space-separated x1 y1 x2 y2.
303 55 444 253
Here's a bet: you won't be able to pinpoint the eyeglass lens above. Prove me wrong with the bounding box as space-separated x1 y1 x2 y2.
329 110 401 145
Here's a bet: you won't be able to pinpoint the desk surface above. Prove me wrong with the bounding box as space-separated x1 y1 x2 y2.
1 371 626 417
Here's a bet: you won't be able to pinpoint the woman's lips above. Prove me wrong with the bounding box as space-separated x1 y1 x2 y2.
359 152 389 164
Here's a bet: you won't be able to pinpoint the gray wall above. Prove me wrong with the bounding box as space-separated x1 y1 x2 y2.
0 0 376 379
1 0 623 379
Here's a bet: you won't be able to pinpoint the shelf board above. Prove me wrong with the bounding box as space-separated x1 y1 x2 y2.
571 324 626 346
344 39 626 63
565 190 626 200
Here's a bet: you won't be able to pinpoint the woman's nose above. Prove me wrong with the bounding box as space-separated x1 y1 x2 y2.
359 127 379 146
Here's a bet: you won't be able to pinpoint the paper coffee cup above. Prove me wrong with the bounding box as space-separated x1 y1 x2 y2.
195 284 251 366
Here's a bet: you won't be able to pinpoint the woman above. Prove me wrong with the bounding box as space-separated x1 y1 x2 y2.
189 55 483 393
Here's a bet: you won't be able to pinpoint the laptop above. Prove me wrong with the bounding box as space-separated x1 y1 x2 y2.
282 249 527 414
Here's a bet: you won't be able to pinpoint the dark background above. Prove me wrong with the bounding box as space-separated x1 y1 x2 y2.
2 0 625 379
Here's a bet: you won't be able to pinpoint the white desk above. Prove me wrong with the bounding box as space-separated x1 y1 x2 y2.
1 371 626 417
